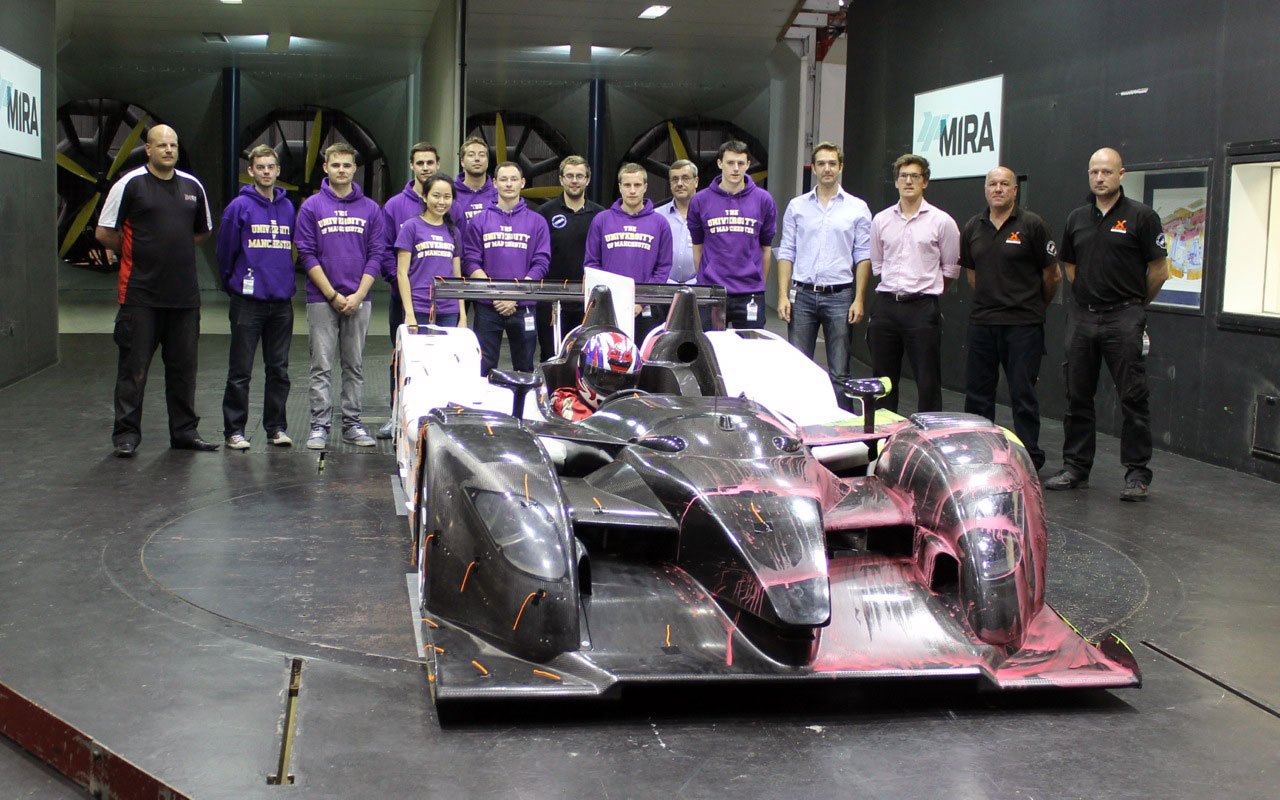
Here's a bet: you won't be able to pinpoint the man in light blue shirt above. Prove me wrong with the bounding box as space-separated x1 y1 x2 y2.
655 159 699 286
776 142 872 403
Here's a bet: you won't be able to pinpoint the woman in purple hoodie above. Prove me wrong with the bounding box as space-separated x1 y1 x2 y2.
395 175 462 328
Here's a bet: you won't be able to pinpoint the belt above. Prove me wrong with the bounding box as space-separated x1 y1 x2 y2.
877 291 936 302
1080 298 1139 313
793 281 853 294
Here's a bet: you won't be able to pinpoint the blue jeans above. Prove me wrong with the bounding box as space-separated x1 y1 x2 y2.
964 322 1045 469
473 303 536 375
222 295 293 437
788 286 852 399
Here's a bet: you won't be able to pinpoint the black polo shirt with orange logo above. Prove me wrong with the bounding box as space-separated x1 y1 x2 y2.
960 206 1057 325
1059 189 1167 307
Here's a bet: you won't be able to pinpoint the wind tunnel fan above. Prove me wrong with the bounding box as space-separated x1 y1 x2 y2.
465 111 574 205
237 106 389 205
56 99 191 269
621 116 768 204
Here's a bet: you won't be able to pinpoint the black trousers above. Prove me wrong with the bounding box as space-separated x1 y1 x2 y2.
475 304 536 375
698 291 767 332
866 293 942 414
113 304 201 447
964 322 1045 469
222 294 293 437
1061 302 1151 483
536 301 584 361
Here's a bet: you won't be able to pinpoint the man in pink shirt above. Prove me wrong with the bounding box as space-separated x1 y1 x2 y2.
868 154 961 413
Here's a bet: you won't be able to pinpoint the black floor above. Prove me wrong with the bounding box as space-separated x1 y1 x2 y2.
1 332 1278 799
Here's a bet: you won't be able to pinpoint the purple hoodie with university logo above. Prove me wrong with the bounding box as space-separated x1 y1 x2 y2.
381 179 426 281
583 199 673 284
216 185 297 301
394 216 460 316
686 174 777 294
450 174 497 232
296 179 387 303
460 199 550 307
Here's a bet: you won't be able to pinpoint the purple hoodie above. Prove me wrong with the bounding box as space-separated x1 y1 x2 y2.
583 199 673 284
216 185 297 301
461 199 551 307
394 216 460 315
381 179 426 281
296 179 387 303
686 175 777 294
450 174 497 232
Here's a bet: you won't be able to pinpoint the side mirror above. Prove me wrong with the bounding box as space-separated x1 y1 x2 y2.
488 369 544 419
843 377 893 434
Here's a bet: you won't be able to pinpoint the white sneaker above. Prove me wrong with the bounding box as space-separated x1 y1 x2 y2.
268 430 293 447
225 434 251 450
343 423 375 447
306 426 328 450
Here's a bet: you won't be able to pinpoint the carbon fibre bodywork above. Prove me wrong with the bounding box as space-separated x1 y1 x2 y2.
398 285 1140 711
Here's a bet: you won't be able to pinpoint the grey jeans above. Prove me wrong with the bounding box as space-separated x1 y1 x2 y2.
307 300 372 430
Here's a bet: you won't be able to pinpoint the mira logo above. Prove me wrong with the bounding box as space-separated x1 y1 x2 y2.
0 76 38 136
916 111 994 157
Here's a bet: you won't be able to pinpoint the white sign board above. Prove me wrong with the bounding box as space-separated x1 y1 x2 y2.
912 75 1002 180
583 267 635 340
0 46 41 160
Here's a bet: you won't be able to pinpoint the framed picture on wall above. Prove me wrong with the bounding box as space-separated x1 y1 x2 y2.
1120 165 1209 312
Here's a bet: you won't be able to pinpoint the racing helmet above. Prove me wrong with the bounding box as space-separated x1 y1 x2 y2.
577 331 642 408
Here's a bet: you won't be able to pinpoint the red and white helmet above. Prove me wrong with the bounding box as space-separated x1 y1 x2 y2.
577 331 642 408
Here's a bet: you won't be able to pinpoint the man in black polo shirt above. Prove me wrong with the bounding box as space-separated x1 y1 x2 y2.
961 166 1060 470
1045 148 1169 501
96 124 216 457
535 155 604 361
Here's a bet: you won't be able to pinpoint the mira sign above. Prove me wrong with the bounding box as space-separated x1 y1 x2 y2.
913 75 1002 180
0 45 41 160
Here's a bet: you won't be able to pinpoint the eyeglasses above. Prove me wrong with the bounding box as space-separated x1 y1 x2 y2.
897 172 924 181
561 173 589 182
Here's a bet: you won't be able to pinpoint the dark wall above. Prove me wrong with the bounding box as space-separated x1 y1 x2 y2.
0 0 57 388
844 0 1280 481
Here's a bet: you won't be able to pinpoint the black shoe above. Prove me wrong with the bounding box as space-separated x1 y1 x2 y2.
1044 470 1087 490
113 442 137 458
1120 479 1149 502
171 437 219 452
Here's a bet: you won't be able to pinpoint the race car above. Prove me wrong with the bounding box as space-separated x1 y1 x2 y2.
391 283 1140 711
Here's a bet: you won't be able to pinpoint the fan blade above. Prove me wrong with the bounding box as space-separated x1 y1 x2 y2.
495 111 507 163
304 108 324 184
107 115 151 179
56 152 99 184
520 186 562 199
667 121 689 163
58 192 102 258
750 170 767 185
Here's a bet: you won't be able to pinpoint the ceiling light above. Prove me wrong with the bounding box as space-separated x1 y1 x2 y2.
622 47 652 56
220 0 244 5
638 5 670 19
202 32 229 44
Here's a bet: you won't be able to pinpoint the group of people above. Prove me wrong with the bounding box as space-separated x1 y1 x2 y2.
95 124 1167 500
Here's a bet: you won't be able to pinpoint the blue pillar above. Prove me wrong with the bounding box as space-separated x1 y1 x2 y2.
222 67 241 207
587 78 605 205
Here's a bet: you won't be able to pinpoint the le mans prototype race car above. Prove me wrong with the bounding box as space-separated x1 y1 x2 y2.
391 282 1140 711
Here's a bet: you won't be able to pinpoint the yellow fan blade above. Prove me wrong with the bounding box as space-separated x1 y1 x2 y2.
495 111 506 164
520 186 562 199
304 108 324 184
750 169 767 185
57 152 98 184
107 115 150 179
667 121 689 163
58 192 101 258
